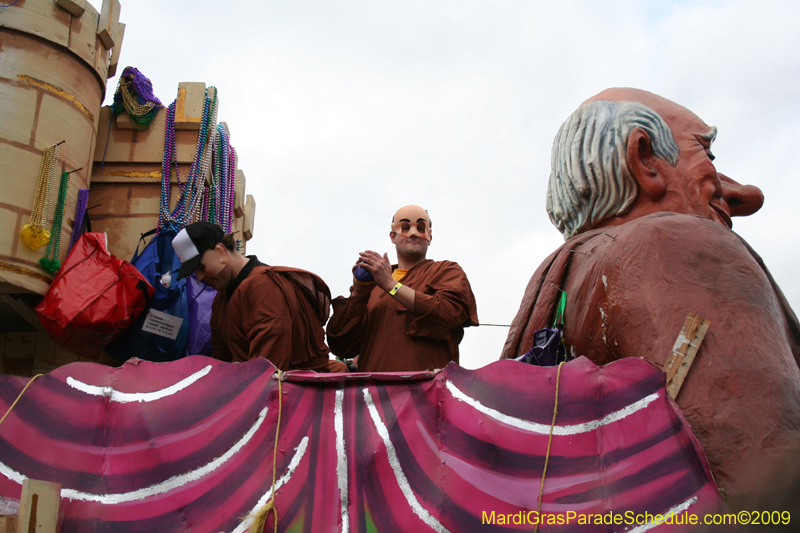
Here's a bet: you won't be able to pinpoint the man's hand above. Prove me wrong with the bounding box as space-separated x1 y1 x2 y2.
350 257 377 297
358 250 416 312
358 250 394 292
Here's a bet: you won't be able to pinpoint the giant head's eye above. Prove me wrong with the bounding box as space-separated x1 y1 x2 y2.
417 222 427 233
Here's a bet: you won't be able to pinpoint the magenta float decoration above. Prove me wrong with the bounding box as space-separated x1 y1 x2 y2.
0 356 724 532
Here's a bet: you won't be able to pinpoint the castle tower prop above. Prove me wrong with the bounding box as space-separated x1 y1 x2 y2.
0 0 123 295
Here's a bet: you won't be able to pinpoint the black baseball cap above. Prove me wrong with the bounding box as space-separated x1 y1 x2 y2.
172 222 225 279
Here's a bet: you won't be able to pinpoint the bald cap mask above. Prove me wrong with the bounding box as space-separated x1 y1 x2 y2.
391 205 432 242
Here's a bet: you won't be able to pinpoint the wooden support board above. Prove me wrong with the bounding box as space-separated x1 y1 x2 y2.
55 0 86 17
17 479 61 533
243 194 256 241
665 314 710 400
0 516 17 533
107 22 125 78
0 296 43 332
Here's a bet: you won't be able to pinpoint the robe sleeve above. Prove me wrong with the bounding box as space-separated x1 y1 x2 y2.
326 290 371 358
406 262 478 340
210 298 232 362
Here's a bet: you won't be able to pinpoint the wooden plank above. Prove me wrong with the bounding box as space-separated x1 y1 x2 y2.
4 332 36 361
174 83 206 131
665 314 710 400
55 0 86 17
33 331 56 368
0 516 17 533
97 0 120 49
107 22 125 78
66 1 97 68
17 479 60 533
243 194 256 241
0 296 43 332
234 170 246 218
0 0 71 47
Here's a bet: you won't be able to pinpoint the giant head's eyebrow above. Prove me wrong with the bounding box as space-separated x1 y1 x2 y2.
696 126 718 147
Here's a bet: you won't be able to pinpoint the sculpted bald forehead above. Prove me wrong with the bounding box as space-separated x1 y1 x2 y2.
392 205 430 229
583 87 706 128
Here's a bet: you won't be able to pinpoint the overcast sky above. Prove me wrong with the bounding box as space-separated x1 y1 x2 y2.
100 0 800 369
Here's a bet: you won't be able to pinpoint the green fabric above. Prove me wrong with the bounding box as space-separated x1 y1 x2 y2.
553 291 567 326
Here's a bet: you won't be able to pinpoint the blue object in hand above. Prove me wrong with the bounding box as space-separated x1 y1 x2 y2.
354 265 374 283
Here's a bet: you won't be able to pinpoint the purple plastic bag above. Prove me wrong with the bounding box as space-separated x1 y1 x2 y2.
185 274 216 357
514 326 566 366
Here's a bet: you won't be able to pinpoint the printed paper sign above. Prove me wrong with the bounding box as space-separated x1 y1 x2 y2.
142 309 183 340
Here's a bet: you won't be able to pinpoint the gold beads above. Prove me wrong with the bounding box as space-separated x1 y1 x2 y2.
20 223 51 250
22 143 60 251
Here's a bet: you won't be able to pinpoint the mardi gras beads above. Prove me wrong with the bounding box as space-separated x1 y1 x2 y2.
110 67 163 130
39 170 70 272
21 143 60 250
158 100 179 232
161 88 218 232
67 188 89 254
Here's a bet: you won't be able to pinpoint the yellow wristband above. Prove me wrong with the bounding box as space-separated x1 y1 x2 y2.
389 282 403 296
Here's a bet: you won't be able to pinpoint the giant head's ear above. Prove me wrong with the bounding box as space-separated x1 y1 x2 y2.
627 127 667 201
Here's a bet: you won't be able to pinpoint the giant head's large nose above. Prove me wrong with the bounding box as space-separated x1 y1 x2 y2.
719 173 764 218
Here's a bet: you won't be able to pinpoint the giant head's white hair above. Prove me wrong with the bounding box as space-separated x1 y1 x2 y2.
546 100 680 240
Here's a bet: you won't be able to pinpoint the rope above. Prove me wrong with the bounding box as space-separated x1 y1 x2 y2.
248 370 283 533
0 0 20 7
0 375 42 428
534 361 564 533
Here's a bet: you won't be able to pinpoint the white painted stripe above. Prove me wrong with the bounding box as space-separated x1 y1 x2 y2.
61 406 269 504
624 496 698 533
232 436 310 533
66 365 212 403
0 462 24 484
335 388 350 532
445 381 659 436
362 388 451 533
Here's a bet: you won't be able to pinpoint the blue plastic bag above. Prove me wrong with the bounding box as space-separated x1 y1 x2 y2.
105 229 190 362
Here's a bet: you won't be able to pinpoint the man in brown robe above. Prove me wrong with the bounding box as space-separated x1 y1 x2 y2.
173 221 336 371
327 205 478 372
501 88 800 509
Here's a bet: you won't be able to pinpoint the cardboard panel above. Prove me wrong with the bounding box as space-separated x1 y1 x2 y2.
0 0 70 47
